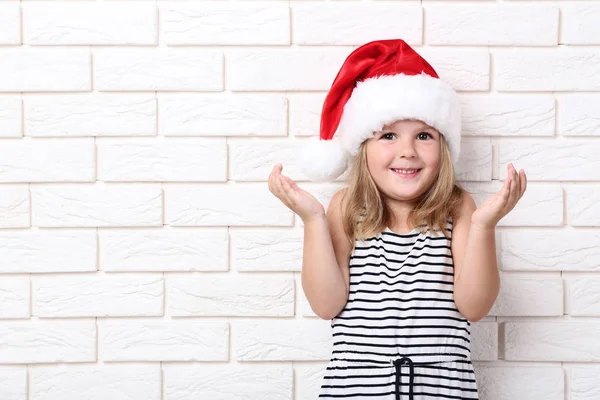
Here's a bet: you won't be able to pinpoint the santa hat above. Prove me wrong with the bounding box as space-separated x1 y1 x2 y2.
300 39 462 182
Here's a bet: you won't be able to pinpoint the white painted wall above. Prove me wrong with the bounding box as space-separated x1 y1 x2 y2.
0 1 598 399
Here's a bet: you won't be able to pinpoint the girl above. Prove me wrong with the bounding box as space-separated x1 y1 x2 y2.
268 39 526 399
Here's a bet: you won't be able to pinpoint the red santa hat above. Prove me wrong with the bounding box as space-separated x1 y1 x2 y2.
300 39 462 181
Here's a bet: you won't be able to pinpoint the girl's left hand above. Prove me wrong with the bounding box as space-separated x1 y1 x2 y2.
471 163 527 229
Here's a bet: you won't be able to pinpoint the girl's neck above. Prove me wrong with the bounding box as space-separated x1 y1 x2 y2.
385 197 417 217
385 200 418 233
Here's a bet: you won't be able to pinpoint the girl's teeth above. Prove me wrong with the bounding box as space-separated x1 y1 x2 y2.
394 169 418 174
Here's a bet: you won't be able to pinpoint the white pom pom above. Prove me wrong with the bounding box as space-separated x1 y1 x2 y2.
299 138 348 182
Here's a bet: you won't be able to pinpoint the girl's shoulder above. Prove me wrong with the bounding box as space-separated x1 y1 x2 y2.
326 187 354 246
455 191 477 221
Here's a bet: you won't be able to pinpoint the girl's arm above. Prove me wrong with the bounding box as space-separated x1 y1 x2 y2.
451 193 500 322
452 164 527 322
302 189 352 320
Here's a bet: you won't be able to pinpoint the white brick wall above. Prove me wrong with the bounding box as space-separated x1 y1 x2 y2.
0 1 598 399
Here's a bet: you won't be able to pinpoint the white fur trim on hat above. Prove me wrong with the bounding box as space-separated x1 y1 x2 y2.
299 137 348 182
336 73 462 163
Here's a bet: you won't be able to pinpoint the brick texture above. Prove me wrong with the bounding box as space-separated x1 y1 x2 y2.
0 2 595 400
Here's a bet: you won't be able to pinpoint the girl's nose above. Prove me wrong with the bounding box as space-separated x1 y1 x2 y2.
396 140 417 158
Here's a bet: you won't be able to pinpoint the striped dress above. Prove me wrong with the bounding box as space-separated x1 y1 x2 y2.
319 219 479 400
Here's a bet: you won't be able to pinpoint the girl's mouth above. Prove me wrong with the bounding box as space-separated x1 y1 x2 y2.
391 168 421 178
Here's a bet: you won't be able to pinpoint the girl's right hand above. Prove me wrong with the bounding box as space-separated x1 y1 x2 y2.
268 164 325 223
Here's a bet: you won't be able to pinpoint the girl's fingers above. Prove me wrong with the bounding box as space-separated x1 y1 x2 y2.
499 173 511 204
268 169 277 193
278 169 301 195
520 170 527 198
283 175 300 191
268 164 282 186
279 174 299 207
269 163 282 181
269 164 287 195
507 165 519 209
271 171 283 197
279 173 294 196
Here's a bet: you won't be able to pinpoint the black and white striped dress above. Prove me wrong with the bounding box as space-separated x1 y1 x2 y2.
319 219 479 399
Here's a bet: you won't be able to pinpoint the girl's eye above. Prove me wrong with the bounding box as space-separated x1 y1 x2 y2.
381 132 396 140
418 132 432 140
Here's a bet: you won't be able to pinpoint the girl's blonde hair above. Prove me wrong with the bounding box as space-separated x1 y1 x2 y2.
341 133 465 243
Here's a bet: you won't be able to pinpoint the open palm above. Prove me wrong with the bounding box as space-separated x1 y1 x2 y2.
471 163 527 229
268 164 325 222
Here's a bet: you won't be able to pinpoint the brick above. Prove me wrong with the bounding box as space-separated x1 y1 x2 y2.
0 96 22 137
97 138 226 182
23 2 157 45
490 273 563 316
461 182 563 226
99 319 229 361
163 364 293 400
498 229 600 271
99 228 228 272
159 93 287 137
455 139 493 182
0 367 26 400
165 184 293 226
231 48 489 92
234 320 332 361
571 367 600 400
0 3 20 44
95 49 222 91
227 48 350 91
475 367 564 400
0 320 95 363
460 95 555 137
32 185 162 227
0 231 96 273
0 138 94 182
471 321 498 361
498 140 600 181
230 229 303 272
558 95 600 136
417 49 490 91
427 4 558 46
33 273 163 317
562 4 600 45
167 273 294 317
293 4 421 45
295 364 327 400
0 276 29 319
164 3 289 45
505 322 600 361
566 185 600 226
230 139 312 181
495 48 600 91
0 186 29 228
30 364 161 400
0 49 90 92
25 94 156 137
566 277 600 317
288 93 326 137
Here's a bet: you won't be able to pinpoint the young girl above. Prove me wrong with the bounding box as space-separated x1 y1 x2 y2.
268 39 527 399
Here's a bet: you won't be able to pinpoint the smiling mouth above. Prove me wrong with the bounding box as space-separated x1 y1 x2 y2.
391 168 422 178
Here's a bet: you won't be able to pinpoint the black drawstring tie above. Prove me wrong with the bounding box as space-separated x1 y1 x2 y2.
393 356 415 400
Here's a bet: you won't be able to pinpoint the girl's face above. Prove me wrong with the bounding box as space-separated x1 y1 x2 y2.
365 119 441 206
